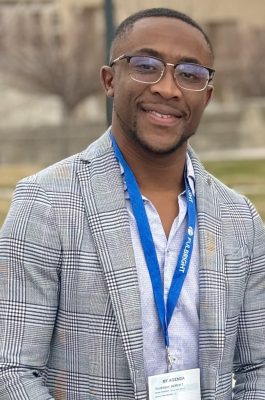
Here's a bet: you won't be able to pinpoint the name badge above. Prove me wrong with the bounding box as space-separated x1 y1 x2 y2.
148 368 201 400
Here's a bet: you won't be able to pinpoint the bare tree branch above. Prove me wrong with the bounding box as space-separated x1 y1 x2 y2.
0 5 104 118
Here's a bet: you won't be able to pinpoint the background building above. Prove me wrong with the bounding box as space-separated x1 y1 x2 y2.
0 0 264 225
0 0 264 163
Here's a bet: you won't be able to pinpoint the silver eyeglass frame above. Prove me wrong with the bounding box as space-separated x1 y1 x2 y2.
110 54 215 92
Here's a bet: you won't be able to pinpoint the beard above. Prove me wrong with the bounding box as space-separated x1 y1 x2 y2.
114 105 194 156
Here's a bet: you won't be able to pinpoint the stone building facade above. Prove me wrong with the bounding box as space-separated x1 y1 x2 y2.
0 0 264 164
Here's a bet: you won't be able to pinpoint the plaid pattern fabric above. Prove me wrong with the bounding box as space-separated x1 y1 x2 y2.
0 130 265 399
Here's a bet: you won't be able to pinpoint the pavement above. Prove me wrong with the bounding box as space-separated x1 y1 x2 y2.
199 147 265 161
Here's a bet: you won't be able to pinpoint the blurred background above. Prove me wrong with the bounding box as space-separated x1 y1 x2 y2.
0 0 265 225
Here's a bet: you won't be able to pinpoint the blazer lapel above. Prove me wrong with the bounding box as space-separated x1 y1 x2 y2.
77 132 146 390
189 149 227 394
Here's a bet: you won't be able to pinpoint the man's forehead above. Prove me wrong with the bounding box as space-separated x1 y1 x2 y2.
112 16 213 64
117 17 204 42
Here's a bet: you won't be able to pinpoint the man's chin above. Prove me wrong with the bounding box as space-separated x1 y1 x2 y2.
134 136 188 156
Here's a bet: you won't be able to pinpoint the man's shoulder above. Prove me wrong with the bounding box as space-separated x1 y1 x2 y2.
189 147 244 201
188 147 249 206
207 172 247 204
21 130 112 187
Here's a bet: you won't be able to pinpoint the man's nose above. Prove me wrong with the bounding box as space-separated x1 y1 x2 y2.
150 65 183 99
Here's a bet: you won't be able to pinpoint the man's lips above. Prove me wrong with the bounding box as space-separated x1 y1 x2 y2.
145 110 179 119
141 104 185 119
141 105 185 126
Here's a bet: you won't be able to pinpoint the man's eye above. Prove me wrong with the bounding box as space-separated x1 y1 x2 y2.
178 70 203 82
133 63 157 71
180 71 197 80
130 57 160 73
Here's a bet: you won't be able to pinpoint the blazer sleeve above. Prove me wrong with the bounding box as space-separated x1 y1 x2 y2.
0 178 61 399
233 198 265 398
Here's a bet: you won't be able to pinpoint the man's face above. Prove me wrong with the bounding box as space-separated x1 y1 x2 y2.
101 17 214 156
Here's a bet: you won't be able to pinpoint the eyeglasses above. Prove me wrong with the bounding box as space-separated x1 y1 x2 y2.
110 54 215 91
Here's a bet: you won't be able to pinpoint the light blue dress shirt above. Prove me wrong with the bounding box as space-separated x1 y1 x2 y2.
123 155 199 377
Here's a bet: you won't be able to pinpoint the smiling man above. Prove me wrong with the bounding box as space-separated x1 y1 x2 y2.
1 7 265 400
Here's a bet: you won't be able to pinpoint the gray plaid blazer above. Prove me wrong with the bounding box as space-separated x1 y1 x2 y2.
1 130 265 400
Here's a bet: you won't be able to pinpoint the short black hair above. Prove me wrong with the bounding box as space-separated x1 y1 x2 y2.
111 7 213 59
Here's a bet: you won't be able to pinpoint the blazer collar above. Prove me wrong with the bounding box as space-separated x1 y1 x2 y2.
79 128 113 162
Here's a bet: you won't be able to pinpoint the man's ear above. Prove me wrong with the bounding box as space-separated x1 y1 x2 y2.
204 84 214 108
100 66 114 98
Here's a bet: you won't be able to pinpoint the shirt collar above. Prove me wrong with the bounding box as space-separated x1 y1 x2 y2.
119 153 196 197
186 153 195 196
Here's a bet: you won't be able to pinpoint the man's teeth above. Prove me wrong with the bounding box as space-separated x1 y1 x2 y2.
147 110 175 119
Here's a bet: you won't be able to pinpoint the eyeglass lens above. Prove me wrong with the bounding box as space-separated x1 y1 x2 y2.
128 56 210 90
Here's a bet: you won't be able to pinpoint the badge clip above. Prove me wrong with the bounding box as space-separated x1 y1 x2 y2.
166 346 174 372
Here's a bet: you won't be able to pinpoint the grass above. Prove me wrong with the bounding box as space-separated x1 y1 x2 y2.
0 159 264 227
0 165 42 189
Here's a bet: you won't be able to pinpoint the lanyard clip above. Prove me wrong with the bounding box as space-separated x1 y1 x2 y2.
166 346 173 372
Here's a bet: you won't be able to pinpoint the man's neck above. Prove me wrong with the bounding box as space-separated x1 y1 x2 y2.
114 136 187 195
113 134 188 238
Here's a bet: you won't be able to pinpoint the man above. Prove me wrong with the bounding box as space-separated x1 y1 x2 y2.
0 7 265 400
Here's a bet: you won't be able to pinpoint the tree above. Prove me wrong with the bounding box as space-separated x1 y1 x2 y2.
206 21 265 101
240 27 265 98
0 4 104 119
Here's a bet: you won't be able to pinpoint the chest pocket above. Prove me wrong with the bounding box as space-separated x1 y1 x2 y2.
224 246 249 317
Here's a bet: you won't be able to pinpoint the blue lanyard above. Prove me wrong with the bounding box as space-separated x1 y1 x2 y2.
112 135 196 349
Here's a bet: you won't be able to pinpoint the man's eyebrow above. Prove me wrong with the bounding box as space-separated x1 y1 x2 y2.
128 49 202 65
130 48 162 58
177 56 202 65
